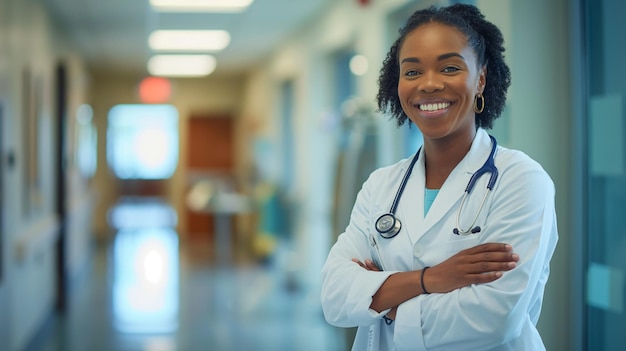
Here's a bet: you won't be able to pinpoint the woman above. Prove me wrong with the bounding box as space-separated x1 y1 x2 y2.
320 4 558 351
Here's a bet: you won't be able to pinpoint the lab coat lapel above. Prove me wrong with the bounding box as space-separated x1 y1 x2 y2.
395 152 426 244
404 130 494 239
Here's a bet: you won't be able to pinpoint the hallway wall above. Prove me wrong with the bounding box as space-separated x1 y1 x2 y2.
0 0 93 350
506 1 573 350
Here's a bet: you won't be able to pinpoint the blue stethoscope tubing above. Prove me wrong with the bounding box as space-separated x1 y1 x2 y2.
375 135 498 239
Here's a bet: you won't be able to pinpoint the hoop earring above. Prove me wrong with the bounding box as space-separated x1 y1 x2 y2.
474 93 485 114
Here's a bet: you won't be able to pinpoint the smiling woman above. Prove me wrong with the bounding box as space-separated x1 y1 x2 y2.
321 4 557 351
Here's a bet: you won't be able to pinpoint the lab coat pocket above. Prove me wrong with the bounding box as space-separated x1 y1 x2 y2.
445 234 480 257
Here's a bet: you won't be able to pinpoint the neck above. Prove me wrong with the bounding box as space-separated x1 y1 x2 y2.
423 129 476 189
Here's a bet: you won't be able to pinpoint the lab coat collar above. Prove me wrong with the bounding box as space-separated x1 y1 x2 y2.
398 129 494 243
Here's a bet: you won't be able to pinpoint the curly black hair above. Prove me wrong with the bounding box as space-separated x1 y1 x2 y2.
376 4 511 129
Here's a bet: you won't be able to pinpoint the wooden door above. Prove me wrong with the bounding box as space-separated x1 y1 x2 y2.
185 115 234 243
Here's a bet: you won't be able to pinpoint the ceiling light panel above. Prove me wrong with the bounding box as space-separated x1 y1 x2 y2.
149 30 230 51
147 55 217 77
150 0 254 13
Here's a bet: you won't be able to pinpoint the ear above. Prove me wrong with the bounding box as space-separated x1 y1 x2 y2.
477 65 487 94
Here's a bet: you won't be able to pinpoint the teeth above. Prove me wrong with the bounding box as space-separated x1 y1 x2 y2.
419 102 450 111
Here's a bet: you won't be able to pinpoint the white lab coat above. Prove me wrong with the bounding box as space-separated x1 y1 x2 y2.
321 129 558 351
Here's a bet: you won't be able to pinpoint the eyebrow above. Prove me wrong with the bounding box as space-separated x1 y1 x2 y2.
400 52 465 64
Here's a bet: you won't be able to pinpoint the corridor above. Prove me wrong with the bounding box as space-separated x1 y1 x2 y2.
26 202 343 351
1 0 619 350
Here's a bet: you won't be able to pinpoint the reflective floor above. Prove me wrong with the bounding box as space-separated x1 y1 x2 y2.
28 200 344 351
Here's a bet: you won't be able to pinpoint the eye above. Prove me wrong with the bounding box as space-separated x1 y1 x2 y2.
403 69 420 77
442 66 460 73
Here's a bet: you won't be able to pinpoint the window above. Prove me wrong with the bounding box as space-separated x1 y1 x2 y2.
107 104 179 179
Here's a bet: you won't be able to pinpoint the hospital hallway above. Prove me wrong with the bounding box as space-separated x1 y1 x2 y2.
3 0 626 350
24 200 343 351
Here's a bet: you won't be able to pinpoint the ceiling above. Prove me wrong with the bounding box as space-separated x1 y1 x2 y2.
42 0 335 76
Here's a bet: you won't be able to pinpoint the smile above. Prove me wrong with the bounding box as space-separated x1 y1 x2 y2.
418 102 451 112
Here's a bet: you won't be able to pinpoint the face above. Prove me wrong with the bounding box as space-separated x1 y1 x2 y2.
397 22 485 144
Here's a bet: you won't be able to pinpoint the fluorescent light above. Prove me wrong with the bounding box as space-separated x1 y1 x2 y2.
147 55 217 77
149 30 230 51
150 0 254 13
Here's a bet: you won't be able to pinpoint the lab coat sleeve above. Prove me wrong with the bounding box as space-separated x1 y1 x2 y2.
394 157 558 350
321 170 400 327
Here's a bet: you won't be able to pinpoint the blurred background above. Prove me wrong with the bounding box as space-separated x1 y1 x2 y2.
0 0 624 350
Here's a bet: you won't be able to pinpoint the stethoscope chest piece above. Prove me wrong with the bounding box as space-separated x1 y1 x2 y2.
375 148 421 239
376 213 401 239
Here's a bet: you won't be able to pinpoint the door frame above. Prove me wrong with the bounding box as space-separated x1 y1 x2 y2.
54 62 68 312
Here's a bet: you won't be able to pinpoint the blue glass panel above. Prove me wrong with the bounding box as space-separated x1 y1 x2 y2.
585 0 626 349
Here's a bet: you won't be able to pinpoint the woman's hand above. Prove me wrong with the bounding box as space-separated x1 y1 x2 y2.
424 243 519 294
352 258 398 320
352 258 381 271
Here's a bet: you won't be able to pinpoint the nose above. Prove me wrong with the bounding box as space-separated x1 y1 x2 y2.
418 71 444 93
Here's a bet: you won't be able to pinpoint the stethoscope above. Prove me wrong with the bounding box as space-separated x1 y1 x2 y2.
375 135 498 238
